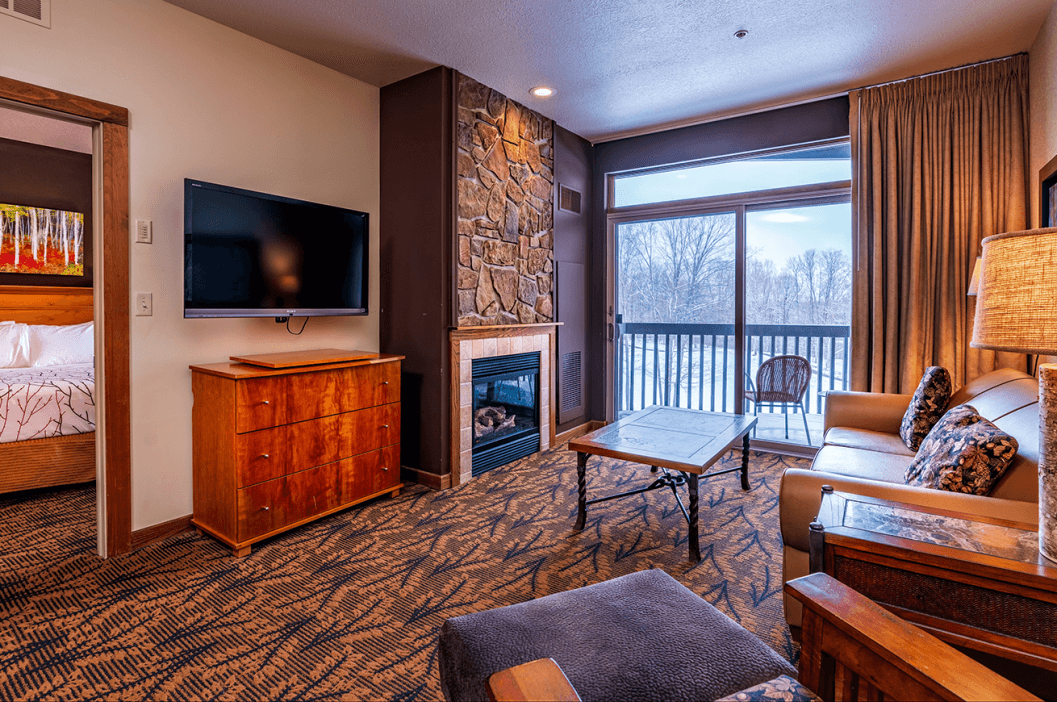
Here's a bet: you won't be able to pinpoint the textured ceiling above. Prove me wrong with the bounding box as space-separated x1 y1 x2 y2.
163 0 1053 142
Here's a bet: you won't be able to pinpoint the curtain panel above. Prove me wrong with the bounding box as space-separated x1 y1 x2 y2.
850 54 1031 393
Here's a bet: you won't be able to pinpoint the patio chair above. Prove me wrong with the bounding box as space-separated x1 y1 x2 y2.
745 354 813 446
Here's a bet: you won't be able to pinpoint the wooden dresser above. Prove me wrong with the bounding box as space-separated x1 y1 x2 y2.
190 354 404 556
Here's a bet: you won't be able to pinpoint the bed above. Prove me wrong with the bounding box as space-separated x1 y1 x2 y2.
0 285 95 494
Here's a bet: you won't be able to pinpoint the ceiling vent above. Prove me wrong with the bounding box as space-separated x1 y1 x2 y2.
558 184 582 215
0 0 50 28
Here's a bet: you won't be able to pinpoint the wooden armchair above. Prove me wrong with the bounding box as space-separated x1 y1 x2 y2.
485 573 1038 702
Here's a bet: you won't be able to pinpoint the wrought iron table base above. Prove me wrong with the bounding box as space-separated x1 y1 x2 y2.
574 434 752 562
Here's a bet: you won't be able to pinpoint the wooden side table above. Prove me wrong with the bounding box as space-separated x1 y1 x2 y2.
809 488 1057 674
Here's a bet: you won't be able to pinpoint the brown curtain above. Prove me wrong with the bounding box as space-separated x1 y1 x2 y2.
850 54 1031 393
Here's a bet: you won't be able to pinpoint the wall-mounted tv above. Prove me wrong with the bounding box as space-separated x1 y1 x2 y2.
184 179 368 319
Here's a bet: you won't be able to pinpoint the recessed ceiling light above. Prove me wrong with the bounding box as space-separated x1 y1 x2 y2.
734 29 748 39
530 86 554 98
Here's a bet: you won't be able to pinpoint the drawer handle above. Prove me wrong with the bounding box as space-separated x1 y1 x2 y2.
381 424 389 429
260 453 269 459
382 466 389 472
261 506 270 511
261 400 270 405
382 381 389 386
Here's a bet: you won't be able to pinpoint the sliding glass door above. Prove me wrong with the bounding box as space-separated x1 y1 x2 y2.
608 141 851 449
615 211 739 416
744 202 852 447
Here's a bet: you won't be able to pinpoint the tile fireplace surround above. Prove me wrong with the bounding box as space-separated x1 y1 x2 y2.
450 323 559 486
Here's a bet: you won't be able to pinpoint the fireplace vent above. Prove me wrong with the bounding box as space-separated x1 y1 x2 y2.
561 351 582 412
1 0 49 27
558 184 581 214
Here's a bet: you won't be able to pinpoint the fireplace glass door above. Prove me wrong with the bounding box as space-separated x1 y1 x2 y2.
471 351 541 475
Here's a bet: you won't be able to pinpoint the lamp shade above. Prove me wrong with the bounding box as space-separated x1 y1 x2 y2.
971 227 1057 355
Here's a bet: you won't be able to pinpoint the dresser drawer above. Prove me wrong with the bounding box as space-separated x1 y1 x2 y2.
287 364 401 423
340 444 400 504
236 376 288 433
236 425 289 487
237 462 341 541
237 475 289 541
337 403 400 458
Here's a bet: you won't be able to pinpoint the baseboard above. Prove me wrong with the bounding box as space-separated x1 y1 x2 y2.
130 514 194 550
556 420 604 446
400 465 451 491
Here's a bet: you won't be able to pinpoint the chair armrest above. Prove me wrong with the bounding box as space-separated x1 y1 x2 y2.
823 391 914 434
486 658 581 702
786 573 1039 701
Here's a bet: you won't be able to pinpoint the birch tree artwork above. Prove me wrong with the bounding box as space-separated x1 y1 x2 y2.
0 204 84 276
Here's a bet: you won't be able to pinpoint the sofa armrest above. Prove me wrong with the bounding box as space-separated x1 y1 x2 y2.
823 391 914 435
779 468 1038 552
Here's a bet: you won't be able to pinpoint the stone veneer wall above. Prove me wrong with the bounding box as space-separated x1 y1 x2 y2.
456 74 555 326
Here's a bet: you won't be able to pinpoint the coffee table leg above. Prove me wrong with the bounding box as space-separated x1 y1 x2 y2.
688 473 700 562
740 434 751 490
574 452 588 531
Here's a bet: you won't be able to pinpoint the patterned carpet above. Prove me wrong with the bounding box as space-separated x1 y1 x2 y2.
0 445 809 700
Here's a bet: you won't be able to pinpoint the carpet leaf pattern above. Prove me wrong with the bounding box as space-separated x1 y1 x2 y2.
0 445 808 700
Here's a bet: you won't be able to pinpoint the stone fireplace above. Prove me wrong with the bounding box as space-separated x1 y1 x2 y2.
450 325 556 485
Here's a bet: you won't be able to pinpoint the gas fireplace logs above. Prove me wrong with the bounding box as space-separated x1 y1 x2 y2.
474 406 516 439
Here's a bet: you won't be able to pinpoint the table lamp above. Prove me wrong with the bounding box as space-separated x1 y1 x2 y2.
971 227 1057 562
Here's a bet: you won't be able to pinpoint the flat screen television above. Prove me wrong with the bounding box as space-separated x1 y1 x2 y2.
184 179 368 319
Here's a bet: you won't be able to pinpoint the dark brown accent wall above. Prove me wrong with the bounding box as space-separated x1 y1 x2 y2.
380 67 455 479
0 136 93 287
553 125 593 433
588 96 851 420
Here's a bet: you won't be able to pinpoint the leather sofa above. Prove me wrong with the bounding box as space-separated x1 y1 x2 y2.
779 368 1040 627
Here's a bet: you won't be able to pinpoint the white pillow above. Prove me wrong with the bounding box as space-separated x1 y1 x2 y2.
29 321 94 367
0 322 31 368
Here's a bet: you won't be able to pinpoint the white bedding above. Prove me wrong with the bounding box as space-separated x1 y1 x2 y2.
0 363 95 444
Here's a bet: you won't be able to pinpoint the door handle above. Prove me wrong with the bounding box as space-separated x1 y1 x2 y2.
607 322 614 341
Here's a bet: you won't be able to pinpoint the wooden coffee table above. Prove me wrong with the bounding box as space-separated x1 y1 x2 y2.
569 406 757 562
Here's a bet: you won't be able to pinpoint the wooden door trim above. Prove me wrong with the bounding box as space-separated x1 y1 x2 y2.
0 76 132 557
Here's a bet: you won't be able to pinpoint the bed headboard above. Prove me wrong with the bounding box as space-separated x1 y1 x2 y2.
0 285 93 325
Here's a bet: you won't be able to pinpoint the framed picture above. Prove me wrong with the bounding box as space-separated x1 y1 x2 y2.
0 203 84 277
1043 153 1057 229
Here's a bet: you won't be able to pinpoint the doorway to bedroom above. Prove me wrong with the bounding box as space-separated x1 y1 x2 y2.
0 102 99 556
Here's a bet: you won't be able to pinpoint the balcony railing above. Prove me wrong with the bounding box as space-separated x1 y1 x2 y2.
617 323 850 416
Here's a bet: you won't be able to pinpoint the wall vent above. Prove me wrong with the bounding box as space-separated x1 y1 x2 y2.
561 351 582 413
1 0 50 27
558 184 582 214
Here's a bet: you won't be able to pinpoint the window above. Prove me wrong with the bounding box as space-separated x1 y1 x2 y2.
612 143 850 208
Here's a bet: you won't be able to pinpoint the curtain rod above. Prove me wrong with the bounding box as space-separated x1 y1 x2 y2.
852 52 1026 93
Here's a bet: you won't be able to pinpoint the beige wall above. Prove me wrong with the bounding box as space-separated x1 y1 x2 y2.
1031 0 1057 227
0 0 379 530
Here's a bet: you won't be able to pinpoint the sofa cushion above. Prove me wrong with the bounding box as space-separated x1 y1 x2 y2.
823 427 916 457
954 377 1039 423
811 445 912 484
905 405 1019 495
948 367 1031 407
900 367 953 451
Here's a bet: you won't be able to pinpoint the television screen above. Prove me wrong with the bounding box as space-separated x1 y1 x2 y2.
184 180 368 318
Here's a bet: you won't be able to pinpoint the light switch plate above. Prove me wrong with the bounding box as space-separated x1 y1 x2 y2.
135 220 152 244
135 292 152 316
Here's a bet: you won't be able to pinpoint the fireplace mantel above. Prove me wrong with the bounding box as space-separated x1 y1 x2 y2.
449 324 560 486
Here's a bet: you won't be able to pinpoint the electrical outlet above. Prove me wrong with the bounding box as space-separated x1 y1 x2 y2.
135 220 152 244
135 292 153 316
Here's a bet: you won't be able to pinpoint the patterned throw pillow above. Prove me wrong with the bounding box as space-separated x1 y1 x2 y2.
900 366 953 451
904 405 1019 495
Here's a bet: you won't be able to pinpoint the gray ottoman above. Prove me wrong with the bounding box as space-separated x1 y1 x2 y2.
438 569 796 702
